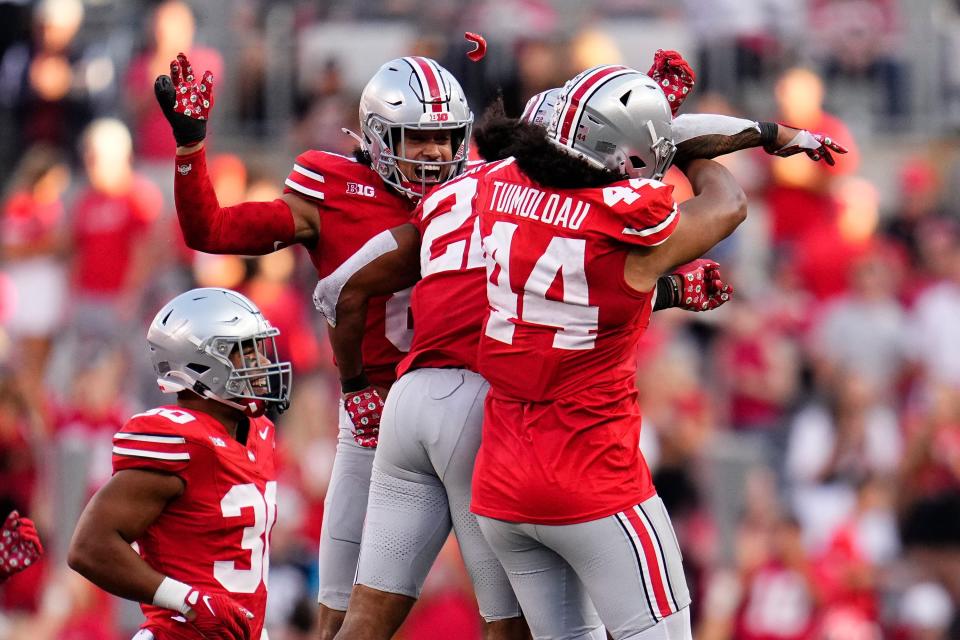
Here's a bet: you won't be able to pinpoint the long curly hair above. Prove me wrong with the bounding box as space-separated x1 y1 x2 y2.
473 98 622 189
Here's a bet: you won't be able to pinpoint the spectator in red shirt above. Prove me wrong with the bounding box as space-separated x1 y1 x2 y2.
764 67 859 251
67 118 161 340
125 0 223 163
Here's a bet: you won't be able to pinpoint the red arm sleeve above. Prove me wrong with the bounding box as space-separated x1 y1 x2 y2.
174 147 297 255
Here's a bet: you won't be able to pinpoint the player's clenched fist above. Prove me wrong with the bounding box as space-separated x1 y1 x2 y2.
184 587 254 640
154 52 214 147
647 49 695 116
672 259 733 312
0 511 43 582
344 387 384 448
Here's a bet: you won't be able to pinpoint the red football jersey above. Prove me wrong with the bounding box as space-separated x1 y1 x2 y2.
111 406 277 640
471 159 680 524
397 160 512 377
283 151 416 387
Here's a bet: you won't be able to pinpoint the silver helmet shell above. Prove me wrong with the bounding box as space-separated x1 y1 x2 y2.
521 87 561 127
547 65 676 180
147 288 292 415
358 56 473 198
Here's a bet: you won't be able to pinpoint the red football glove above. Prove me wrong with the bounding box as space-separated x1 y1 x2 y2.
0 511 43 582
768 126 848 166
673 259 733 312
647 49 695 116
154 52 214 146
184 587 254 640
344 387 384 448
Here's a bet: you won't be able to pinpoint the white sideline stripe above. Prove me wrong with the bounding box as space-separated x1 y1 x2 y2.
113 446 190 461
113 433 186 444
293 164 325 182
285 178 325 200
622 206 678 237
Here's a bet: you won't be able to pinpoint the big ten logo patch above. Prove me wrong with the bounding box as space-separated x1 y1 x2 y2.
428 112 450 122
346 182 376 197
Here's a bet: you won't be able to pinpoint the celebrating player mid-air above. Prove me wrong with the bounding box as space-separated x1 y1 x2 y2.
68 287 291 640
153 52 473 637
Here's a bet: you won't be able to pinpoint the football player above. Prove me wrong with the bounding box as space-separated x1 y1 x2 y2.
469 66 747 640
0 510 43 584
315 55 845 639
68 287 292 640
152 54 472 637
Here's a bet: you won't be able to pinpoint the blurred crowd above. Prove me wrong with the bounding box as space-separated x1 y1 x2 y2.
1 0 960 638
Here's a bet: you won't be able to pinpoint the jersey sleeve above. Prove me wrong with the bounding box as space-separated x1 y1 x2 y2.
111 409 207 479
592 178 679 247
283 150 331 204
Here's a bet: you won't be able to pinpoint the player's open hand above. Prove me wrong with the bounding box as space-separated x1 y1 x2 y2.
768 125 848 166
154 52 214 147
647 49 695 116
344 387 384 448
184 587 254 640
0 511 43 582
672 259 733 312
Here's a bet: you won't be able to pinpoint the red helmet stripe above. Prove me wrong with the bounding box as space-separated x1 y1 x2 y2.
406 56 445 113
557 65 631 145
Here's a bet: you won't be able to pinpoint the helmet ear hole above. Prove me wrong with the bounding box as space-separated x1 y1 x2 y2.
629 155 646 170
186 363 210 374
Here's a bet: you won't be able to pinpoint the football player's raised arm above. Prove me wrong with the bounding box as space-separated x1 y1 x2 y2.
172 146 319 254
68 469 185 603
673 115 848 166
315 224 422 382
628 159 747 290
155 53 318 254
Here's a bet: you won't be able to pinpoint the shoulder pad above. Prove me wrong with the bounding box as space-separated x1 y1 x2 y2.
588 178 678 247
284 150 382 204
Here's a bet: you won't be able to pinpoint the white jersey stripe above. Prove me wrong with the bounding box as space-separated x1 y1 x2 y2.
635 504 679 614
112 446 190 461
285 178 325 201
622 205 678 237
293 164 325 183
615 511 661 622
113 433 186 444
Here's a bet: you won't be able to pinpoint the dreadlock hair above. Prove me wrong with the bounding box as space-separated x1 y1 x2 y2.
473 97 624 189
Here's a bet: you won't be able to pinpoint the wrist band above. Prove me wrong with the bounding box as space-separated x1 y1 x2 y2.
341 372 370 394
759 121 779 152
654 275 680 311
153 576 192 614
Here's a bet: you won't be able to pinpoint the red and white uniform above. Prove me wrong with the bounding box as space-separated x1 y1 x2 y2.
111 406 277 640
283 151 415 387
472 159 680 525
397 161 506 377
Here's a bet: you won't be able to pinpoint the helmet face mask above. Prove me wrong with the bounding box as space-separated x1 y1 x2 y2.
148 288 292 416
358 57 473 198
547 66 676 181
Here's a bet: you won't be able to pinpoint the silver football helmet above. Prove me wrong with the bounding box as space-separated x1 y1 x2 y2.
521 87 561 127
147 288 292 416
546 65 676 180
356 56 473 198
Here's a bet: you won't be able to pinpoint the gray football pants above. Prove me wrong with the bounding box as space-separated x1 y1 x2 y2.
477 494 691 640
317 400 375 610
355 368 529 622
